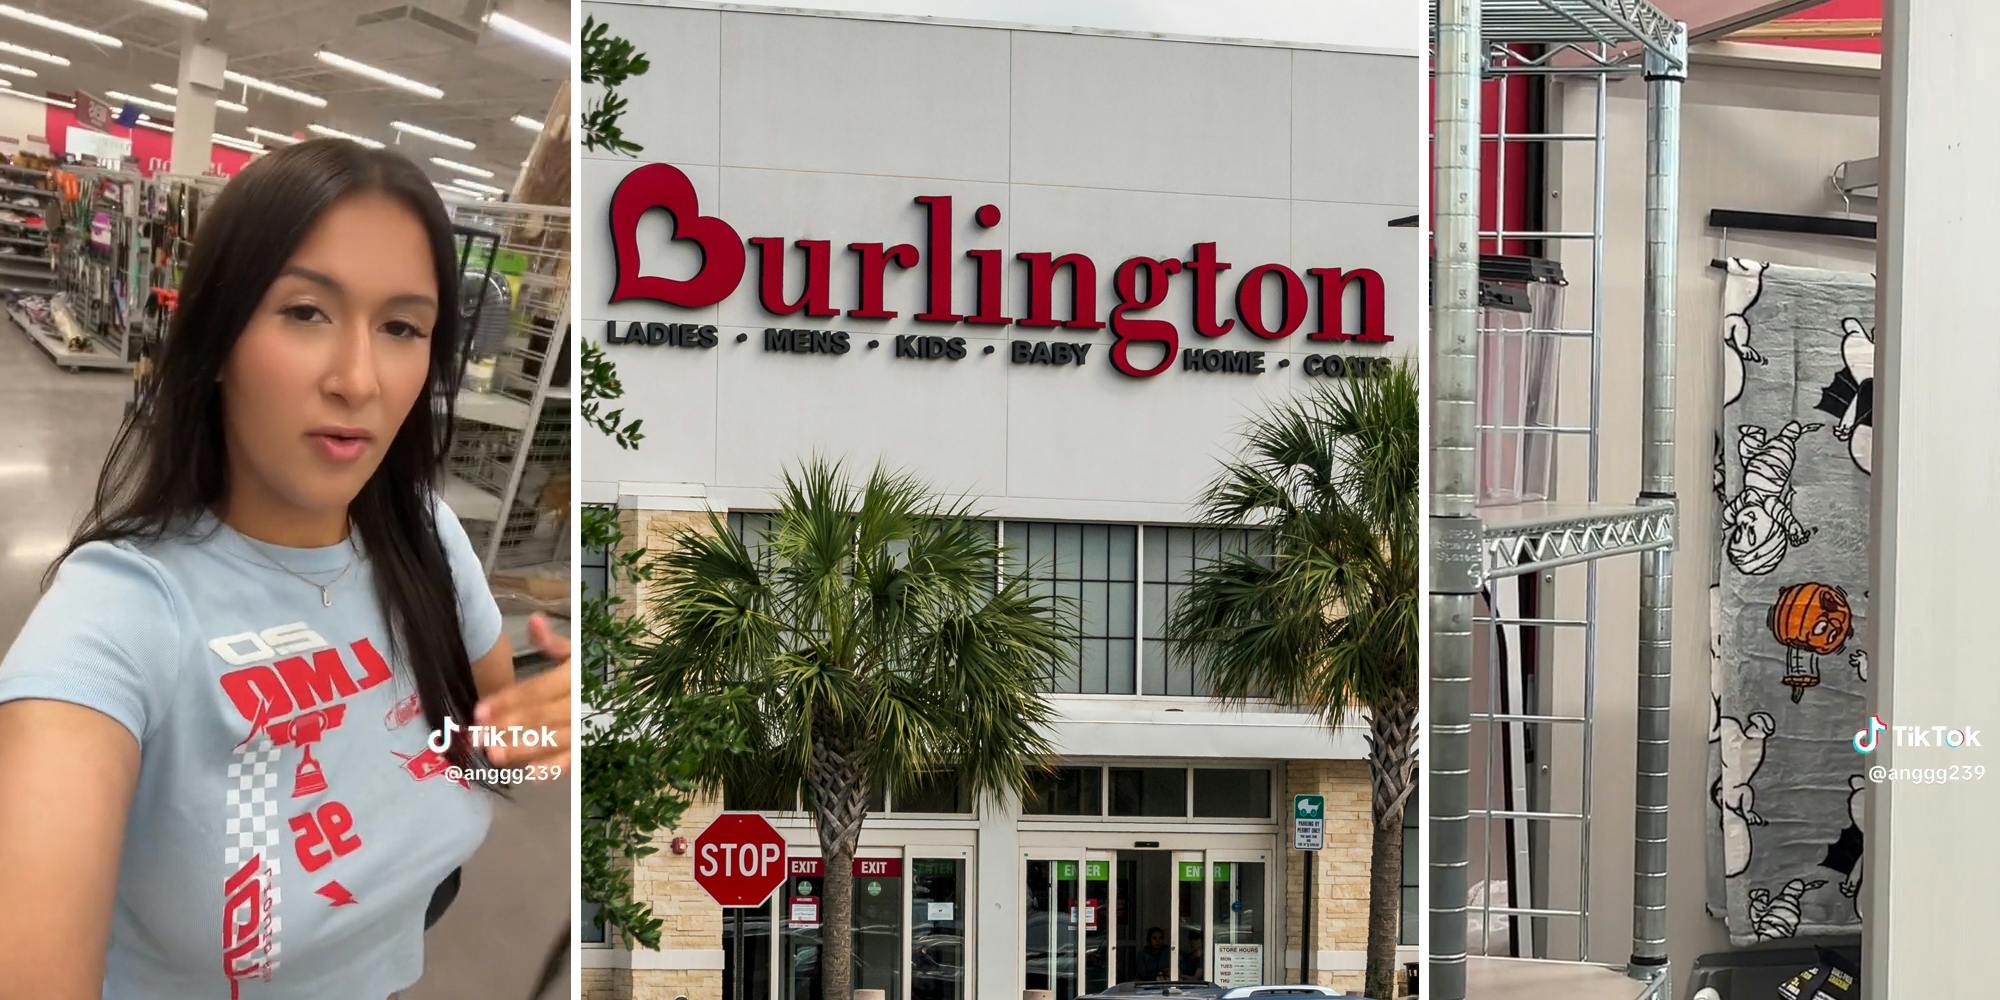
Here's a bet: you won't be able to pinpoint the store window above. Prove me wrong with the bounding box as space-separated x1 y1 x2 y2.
1024 766 1104 816
1110 767 1186 817
1004 522 1137 695
580 897 605 945
1026 766 1278 820
1192 768 1272 819
1140 527 1261 697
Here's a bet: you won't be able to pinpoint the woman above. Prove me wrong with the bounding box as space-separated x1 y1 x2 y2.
0 140 571 998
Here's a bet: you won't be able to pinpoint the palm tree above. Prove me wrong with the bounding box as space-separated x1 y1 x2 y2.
627 459 1071 1000
1170 362 1419 1000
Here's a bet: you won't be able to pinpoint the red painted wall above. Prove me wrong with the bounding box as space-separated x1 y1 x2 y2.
43 106 253 177
1429 72 1538 257
1773 0 1882 54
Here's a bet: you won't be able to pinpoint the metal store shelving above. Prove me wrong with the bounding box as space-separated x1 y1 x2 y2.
1429 3 1684 1000
440 200 572 570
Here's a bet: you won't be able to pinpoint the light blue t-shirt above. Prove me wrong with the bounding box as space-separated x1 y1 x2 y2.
0 501 503 999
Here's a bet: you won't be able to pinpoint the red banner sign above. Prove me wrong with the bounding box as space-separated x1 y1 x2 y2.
72 91 116 132
787 856 904 878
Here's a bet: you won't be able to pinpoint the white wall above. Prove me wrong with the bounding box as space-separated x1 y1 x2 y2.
1870 2 2000 993
580 2 1420 527
648 0 1423 55
0 93 51 156
1536 50 1880 982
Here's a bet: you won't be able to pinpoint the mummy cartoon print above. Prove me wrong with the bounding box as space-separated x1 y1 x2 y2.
1814 317 1875 475
1722 257 1770 407
1749 877 1826 941
1713 710 1776 878
1722 420 1822 575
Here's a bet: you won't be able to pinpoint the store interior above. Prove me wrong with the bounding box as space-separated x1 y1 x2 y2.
1438 2 1885 1000
0 2 572 996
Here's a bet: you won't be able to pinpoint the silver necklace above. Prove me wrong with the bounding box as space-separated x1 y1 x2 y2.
237 537 358 608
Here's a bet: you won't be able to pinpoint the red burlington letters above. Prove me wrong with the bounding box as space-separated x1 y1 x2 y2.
606 162 1392 378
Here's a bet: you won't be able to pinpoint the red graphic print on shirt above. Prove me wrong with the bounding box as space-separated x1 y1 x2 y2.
213 626 397 996
221 851 274 999
384 691 424 730
315 880 358 907
218 637 395 747
292 744 328 798
394 747 469 788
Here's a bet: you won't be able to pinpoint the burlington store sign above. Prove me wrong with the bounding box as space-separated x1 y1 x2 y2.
604 162 1395 379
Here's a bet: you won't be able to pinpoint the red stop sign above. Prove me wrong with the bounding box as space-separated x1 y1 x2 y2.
693 812 788 907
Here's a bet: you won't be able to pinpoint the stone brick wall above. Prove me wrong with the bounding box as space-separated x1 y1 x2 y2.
1284 759 1375 996
587 510 729 1000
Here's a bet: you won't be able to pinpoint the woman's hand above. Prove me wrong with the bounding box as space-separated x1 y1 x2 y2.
472 615 571 772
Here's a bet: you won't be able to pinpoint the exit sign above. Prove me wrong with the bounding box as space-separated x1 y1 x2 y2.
1294 794 1325 851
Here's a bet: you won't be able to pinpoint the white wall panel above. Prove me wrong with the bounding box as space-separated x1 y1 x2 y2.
1009 31 1293 200
718 12 1010 181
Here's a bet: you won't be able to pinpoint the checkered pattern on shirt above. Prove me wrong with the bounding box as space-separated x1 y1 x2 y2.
225 739 285 975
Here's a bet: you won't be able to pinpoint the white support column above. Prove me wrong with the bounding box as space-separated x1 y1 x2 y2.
1870 2 2000 994
975 788 1021 1000
172 39 228 175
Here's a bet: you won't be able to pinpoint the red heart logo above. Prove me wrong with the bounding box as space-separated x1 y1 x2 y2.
608 162 746 307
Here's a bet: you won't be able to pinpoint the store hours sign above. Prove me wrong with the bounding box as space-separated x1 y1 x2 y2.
601 162 1397 380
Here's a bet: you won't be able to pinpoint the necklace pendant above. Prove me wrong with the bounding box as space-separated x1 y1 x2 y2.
320 587 333 608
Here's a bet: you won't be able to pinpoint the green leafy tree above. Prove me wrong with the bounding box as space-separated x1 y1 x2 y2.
1170 363 1419 1000
576 17 743 949
580 15 650 155
631 460 1068 1000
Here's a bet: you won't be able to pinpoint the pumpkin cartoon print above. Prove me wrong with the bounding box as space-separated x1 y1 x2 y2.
1768 582 1855 702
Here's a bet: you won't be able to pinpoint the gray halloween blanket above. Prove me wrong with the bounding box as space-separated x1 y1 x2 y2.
1706 259 1874 945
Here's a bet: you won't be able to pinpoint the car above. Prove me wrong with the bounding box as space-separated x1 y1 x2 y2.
1218 987 1350 999
1078 981 1227 999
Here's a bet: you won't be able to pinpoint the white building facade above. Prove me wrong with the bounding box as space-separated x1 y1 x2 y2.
577 3 1421 998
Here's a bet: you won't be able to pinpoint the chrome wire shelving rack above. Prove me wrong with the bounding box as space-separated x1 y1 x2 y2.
1429 3 1685 1000
440 199 572 570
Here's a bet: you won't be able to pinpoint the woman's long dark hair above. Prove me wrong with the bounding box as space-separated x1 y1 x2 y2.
55 139 486 777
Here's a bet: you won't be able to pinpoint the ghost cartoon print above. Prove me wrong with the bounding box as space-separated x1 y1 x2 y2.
1713 711 1776 878
1722 258 1770 408
1820 775 1867 920
1722 421 1822 575
1813 317 1875 475
1749 878 1827 941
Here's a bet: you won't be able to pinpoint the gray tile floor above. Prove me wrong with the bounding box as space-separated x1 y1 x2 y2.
0 313 573 998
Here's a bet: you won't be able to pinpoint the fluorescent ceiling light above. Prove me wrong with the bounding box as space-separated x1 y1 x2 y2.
451 178 505 196
151 83 245 113
0 40 67 67
0 5 122 47
223 70 325 108
245 126 299 145
484 11 569 58
510 114 542 132
132 0 209 19
212 133 264 154
314 49 443 100
307 123 384 149
390 121 474 150
0 62 34 78
0 87 69 108
429 156 493 179
105 89 176 114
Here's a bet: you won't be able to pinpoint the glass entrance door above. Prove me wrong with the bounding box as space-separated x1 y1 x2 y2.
1023 853 1081 1000
1204 852 1270 989
1028 849 1269 994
